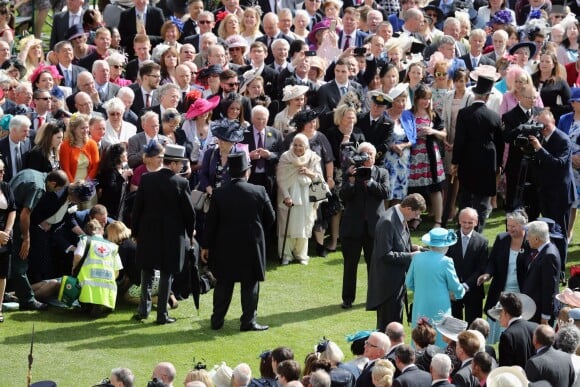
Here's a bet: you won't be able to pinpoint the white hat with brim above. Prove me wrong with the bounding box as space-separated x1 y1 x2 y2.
487 366 529 387
283 85 310 102
209 362 233 387
386 83 409 101
487 292 536 321
384 36 413 53
555 288 580 308
469 65 501 82
434 315 468 342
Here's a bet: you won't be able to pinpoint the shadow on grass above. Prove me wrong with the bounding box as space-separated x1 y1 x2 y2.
3 301 356 350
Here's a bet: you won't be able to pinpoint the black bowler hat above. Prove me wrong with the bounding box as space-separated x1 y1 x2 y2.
472 75 494 95
227 152 251 177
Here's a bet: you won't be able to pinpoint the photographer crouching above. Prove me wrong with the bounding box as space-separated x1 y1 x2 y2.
529 108 576 273
338 142 390 309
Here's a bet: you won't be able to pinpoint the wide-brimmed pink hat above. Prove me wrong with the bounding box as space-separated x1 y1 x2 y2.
185 95 220 120
556 288 580 308
307 19 337 45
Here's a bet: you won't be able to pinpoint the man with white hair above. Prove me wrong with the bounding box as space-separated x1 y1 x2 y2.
185 12 216 53
127 111 172 168
110 367 135 387
366 10 383 34
152 362 176 387
232 363 252 387
0 114 32 182
180 44 196 64
145 83 182 130
269 39 290 73
117 87 139 126
309 370 331 387
430 354 454 386
485 30 508 64
519 220 561 324
460 29 495 71
92 60 121 103
66 71 102 112
355 332 390 387
242 105 283 201
256 12 294 65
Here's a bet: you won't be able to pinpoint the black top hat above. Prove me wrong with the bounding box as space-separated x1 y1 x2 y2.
66 24 86 41
290 107 326 128
228 152 251 177
211 119 244 142
472 75 495 95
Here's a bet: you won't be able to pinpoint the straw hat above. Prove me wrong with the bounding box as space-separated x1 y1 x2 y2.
487 366 529 387
282 85 310 102
469 65 501 82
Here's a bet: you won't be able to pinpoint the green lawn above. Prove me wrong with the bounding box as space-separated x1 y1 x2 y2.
1 210 579 386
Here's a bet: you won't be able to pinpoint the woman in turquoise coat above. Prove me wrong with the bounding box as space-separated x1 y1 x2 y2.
406 228 465 347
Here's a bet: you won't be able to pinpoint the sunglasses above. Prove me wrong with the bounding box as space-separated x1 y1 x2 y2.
111 64 123 69
225 82 240 87
35 97 51 101
434 71 447 77
198 20 212 24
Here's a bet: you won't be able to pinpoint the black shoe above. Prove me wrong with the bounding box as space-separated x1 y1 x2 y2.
20 300 48 311
132 313 148 321
341 302 352 309
156 316 177 325
316 243 328 258
211 322 224 330
240 322 269 331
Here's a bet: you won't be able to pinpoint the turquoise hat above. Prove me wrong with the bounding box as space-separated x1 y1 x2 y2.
421 228 457 247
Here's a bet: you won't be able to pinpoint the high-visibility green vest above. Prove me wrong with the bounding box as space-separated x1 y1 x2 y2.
78 235 119 310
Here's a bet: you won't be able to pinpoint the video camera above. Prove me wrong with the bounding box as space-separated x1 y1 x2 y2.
514 122 544 156
340 142 370 170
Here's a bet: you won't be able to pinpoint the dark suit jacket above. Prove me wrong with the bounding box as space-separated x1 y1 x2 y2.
50 11 84 49
127 132 172 168
77 51 108 72
0 136 32 183
432 381 456 387
255 32 294 65
424 41 469 62
125 59 140 83
183 34 201 53
338 30 368 49
315 80 363 110
129 83 148 117
447 230 488 314
275 71 319 106
483 232 529 313
358 112 394 164
354 360 375 387
339 165 390 239
459 53 495 71
451 360 479 387
241 126 284 196
525 347 575 387
393 365 432 387
56 63 85 90
453 101 504 196
519 243 560 322
535 128 576 207
203 178 275 282
132 168 195 273
367 206 413 310
499 318 538 368
118 6 165 58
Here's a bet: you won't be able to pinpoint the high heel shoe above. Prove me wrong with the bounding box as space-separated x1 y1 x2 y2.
316 243 328 258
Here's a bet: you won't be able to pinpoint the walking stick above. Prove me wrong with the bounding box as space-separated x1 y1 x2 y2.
27 323 35 387
280 204 293 262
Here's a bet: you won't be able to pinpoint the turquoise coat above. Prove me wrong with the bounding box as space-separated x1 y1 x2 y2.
406 250 465 347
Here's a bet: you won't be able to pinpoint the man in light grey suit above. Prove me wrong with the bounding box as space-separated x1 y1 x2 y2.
366 193 426 331
127 111 172 168
92 60 121 103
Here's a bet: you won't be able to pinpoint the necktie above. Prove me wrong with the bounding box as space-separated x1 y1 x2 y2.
526 110 532 120
15 143 22 172
256 132 265 170
344 35 351 50
340 86 347 96
136 13 144 31
64 69 71 87
402 221 410 249
462 235 469 257
145 93 151 108
371 119 376 126
527 249 539 269
472 57 478 69
37 116 44 129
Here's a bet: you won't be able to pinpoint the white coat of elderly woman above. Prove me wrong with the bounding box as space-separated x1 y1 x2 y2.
102 97 137 146
276 133 324 265
405 227 466 347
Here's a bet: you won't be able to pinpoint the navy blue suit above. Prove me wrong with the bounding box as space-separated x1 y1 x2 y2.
338 30 368 49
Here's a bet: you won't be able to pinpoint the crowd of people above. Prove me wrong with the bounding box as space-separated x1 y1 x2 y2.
0 0 580 384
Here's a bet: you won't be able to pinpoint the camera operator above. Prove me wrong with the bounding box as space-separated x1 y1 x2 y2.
529 109 576 260
338 142 390 309
502 84 542 216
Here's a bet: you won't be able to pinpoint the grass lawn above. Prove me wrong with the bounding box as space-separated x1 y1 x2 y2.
1 210 579 386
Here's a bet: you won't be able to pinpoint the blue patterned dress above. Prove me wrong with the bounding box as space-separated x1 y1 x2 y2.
384 122 411 200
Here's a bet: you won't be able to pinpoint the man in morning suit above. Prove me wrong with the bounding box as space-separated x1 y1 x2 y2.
0 115 32 183
532 108 576 266
452 74 504 232
518 220 560 324
501 84 541 215
526 325 575 386
430 354 455 387
242 105 283 201
447 208 489 324
459 29 495 72
201 148 275 332
490 292 538 368
354 332 391 387
392 345 432 387
366 193 426 332
132 143 196 325
339 142 390 310
118 0 165 59
54 41 85 90
451 331 480 387
315 59 363 110
358 91 394 165
49 0 85 50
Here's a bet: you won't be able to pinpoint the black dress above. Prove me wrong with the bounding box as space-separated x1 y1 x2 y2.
24 147 57 173
0 182 15 278
97 168 126 219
